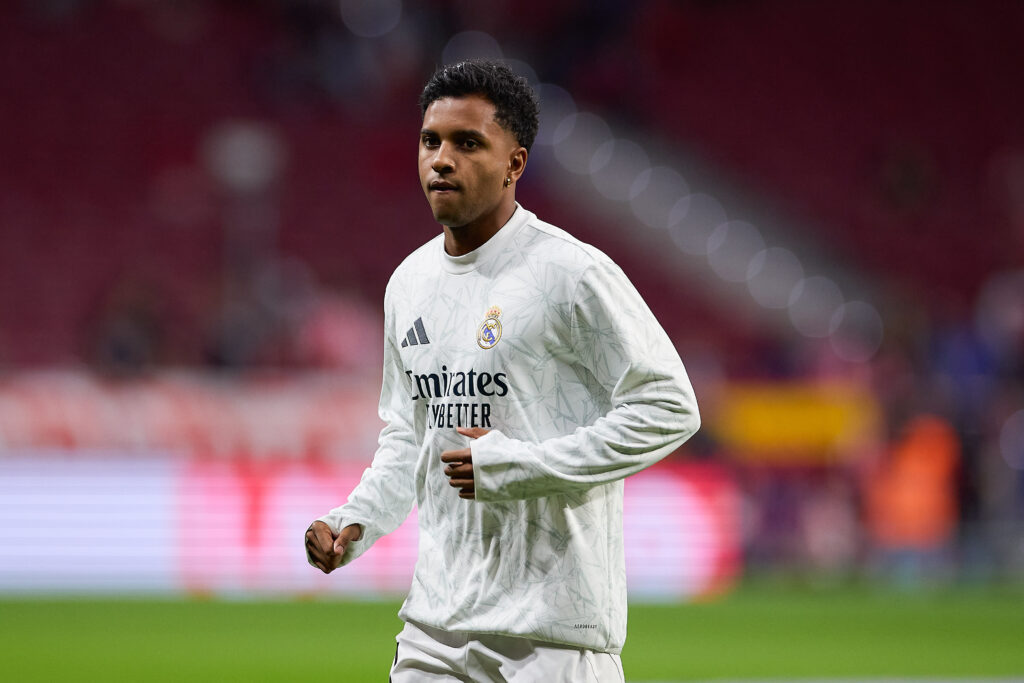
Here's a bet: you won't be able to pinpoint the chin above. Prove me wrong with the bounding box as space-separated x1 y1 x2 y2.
430 206 465 228
431 209 456 226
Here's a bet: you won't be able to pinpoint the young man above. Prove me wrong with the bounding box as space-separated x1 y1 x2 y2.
305 60 699 681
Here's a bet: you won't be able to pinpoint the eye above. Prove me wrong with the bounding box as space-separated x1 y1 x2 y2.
462 139 479 149
421 134 439 148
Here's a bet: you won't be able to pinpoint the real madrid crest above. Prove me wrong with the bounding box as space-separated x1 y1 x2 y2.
476 305 502 350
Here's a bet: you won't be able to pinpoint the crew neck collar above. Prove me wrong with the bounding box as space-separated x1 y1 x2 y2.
440 204 529 274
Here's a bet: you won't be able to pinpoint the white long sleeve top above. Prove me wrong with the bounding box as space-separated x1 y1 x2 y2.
315 204 699 654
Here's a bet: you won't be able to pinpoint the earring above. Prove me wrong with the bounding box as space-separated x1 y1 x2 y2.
504 176 512 187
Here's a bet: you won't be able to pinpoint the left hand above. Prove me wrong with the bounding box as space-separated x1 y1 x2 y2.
441 427 490 499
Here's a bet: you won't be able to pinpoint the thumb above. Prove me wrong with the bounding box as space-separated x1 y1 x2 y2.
334 524 362 554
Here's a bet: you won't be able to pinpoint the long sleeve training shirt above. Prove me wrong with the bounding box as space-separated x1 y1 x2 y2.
316 204 699 654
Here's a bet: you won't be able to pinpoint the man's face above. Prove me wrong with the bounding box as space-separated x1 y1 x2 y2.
419 94 521 230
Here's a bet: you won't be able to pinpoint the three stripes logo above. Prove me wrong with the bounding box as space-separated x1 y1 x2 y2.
400 317 430 348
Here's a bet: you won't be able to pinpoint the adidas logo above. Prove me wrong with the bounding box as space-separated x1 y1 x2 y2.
401 317 431 348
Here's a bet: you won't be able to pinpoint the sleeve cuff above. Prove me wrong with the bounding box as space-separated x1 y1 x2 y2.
470 430 524 502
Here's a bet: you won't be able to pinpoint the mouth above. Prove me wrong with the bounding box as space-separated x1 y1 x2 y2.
429 180 458 193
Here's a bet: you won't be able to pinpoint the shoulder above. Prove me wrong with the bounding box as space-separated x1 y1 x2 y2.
513 212 617 277
513 211 645 317
385 233 444 296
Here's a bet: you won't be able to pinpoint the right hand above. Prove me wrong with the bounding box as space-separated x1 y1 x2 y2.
305 520 362 574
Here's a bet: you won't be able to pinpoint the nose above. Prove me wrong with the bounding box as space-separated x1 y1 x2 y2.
431 141 454 174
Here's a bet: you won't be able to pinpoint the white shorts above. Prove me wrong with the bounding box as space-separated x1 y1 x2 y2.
389 619 625 682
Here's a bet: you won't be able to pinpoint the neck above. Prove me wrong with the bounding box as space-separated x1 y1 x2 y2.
442 201 517 256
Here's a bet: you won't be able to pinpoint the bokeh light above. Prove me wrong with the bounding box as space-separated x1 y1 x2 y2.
202 121 285 194
338 0 402 38
553 112 612 175
441 30 503 64
501 58 539 87
630 166 689 230
590 139 650 201
788 275 845 338
668 192 727 256
746 247 805 309
534 84 576 147
707 220 766 283
829 300 885 362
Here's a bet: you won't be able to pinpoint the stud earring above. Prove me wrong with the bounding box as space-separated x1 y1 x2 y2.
504 176 512 187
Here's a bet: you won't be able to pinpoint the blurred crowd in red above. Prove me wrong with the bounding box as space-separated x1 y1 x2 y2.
0 0 1021 587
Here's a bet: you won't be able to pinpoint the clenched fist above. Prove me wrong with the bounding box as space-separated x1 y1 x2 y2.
305 520 362 574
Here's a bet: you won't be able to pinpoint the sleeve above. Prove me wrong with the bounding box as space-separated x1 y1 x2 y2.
310 284 419 566
471 260 700 502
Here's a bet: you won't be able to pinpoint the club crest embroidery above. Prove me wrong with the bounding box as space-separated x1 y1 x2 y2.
476 305 503 350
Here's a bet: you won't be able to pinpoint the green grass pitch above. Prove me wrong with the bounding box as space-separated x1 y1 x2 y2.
1 584 1022 682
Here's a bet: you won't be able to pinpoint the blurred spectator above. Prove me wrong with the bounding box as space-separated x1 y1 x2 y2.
864 415 960 585
87 279 170 376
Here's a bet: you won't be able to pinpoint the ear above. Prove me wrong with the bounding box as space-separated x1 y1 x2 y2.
507 146 528 183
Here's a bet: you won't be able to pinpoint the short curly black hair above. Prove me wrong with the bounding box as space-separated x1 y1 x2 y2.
419 60 540 152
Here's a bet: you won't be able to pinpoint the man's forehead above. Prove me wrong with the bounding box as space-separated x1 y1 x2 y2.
423 94 501 131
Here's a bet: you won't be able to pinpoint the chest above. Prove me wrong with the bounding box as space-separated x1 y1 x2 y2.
391 268 574 377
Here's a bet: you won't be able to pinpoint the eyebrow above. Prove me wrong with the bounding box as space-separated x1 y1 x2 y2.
420 127 488 140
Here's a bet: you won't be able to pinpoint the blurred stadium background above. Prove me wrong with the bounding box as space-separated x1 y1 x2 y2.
1 0 1023 681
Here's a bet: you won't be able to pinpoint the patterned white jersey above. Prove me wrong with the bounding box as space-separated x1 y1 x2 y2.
316 204 699 654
